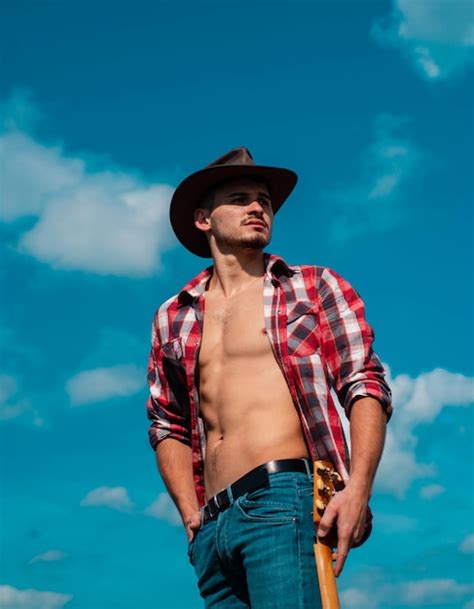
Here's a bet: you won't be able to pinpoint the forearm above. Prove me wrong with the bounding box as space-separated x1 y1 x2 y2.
155 437 200 524
347 396 387 497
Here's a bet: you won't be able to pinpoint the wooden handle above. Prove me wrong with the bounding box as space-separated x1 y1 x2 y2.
313 541 340 609
313 460 341 609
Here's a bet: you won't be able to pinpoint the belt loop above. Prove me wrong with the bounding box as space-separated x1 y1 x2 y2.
226 484 234 505
199 506 204 527
302 458 312 479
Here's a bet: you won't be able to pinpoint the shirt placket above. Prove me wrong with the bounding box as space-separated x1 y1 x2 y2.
183 295 207 506
265 276 317 462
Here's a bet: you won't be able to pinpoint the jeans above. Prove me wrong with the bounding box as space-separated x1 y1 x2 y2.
187 470 322 609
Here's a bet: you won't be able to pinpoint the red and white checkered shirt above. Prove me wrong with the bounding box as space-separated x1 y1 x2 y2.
146 252 392 508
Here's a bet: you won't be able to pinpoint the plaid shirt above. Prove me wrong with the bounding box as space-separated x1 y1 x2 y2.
146 252 392 509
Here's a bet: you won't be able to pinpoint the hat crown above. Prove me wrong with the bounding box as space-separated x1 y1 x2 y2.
208 147 254 168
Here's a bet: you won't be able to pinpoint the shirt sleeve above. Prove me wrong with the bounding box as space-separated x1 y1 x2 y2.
317 267 393 421
146 315 192 450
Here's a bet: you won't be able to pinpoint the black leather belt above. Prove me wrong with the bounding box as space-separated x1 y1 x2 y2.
202 458 312 524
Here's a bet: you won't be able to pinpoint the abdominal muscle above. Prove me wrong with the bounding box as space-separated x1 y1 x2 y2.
199 308 310 499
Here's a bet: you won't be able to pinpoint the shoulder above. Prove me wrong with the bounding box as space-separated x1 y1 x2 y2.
150 267 209 342
286 263 359 303
151 293 181 343
285 262 342 286
272 253 330 278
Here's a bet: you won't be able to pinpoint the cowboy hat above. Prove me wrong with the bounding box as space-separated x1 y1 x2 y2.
169 146 298 257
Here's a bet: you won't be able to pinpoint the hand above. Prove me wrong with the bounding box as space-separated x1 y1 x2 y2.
317 483 368 577
184 509 201 542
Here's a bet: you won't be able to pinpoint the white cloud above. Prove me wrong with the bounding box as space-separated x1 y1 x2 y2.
29 549 68 564
334 364 473 497
80 486 134 512
376 513 418 533
376 426 435 498
0 90 176 277
0 374 43 426
460 533 474 554
395 367 474 428
377 364 473 497
66 364 144 406
342 578 473 608
144 492 182 526
400 578 473 605
419 483 445 500
372 0 474 81
340 587 378 609
322 114 422 245
0 132 84 221
0 585 72 609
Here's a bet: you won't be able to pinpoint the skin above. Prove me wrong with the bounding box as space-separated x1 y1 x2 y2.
319 396 387 575
195 178 309 491
156 176 387 577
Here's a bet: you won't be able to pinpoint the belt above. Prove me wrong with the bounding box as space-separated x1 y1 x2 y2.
202 458 312 524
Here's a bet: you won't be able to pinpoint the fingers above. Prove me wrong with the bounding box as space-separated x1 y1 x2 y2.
184 509 201 527
329 524 365 576
350 513 367 547
186 522 200 542
334 535 350 577
353 529 364 545
317 503 337 539
184 509 201 542
317 490 369 576
333 516 362 576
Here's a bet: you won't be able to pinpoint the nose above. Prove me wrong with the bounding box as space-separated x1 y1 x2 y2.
247 199 265 214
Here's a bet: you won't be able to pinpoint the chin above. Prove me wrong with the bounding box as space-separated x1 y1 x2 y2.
240 236 269 249
214 231 270 251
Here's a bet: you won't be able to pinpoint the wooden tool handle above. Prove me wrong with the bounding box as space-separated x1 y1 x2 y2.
313 541 340 609
313 460 341 609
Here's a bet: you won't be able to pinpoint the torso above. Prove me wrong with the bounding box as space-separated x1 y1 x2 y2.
199 277 309 499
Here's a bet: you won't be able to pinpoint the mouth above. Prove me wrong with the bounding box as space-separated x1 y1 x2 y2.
245 220 266 228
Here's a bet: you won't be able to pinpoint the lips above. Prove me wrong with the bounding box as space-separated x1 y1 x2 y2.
245 220 266 228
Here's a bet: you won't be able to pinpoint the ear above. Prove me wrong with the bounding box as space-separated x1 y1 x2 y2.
194 208 211 234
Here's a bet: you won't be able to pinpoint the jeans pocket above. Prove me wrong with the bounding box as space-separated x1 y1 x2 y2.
297 483 313 499
236 494 298 524
187 530 200 566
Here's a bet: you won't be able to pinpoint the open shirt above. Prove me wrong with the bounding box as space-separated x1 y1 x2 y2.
146 253 392 539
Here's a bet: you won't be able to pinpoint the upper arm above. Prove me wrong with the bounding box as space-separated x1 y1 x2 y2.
146 314 191 450
317 267 393 421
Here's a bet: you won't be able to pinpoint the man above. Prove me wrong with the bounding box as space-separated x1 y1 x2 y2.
146 147 392 608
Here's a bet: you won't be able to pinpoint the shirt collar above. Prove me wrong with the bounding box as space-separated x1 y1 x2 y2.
177 252 298 306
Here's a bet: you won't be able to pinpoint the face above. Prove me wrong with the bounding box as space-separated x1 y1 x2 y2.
195 177 274 252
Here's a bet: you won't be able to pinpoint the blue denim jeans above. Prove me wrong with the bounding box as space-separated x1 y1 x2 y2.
187 470 322 608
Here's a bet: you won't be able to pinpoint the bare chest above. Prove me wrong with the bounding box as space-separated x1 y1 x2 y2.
199 284 270 361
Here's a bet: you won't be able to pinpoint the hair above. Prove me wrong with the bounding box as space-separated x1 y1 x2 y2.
199 184 218 213
197 175 271 213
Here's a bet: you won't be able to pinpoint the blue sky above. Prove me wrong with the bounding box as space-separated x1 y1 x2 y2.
1 1 473 608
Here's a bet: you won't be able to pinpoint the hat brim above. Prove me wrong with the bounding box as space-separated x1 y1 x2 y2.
169 164 298 257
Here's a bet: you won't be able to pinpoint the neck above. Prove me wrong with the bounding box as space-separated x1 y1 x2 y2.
207 248 266 298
